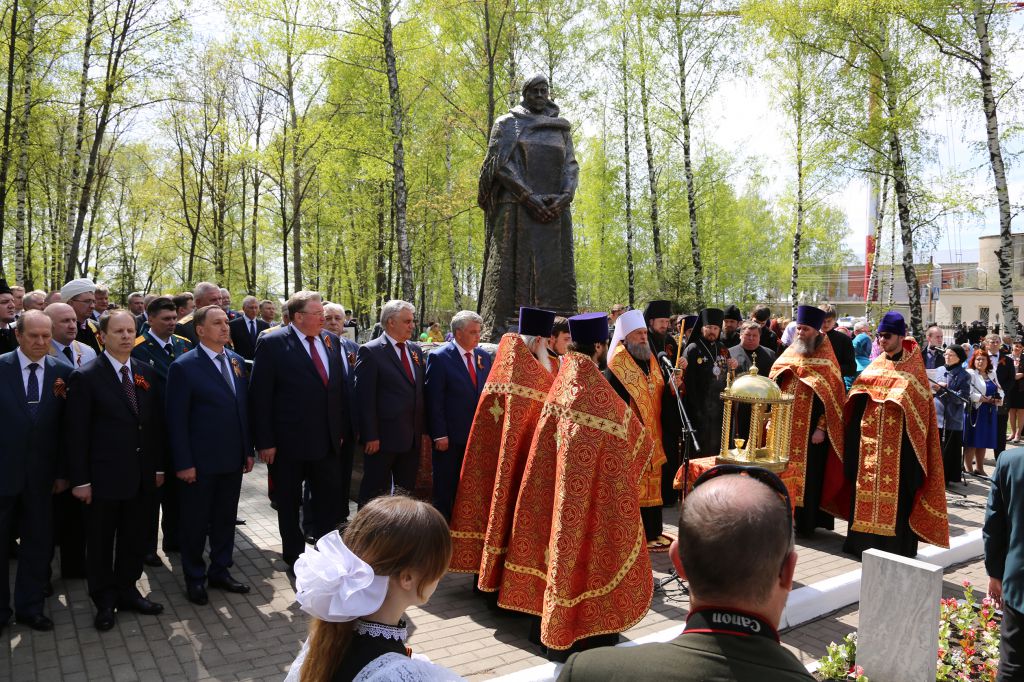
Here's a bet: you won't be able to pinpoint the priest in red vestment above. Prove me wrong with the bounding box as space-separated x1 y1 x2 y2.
841 311 949 558
769 305 846 537
499 313 655 653
448 307 556 592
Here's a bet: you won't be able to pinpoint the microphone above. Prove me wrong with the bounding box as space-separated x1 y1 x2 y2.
657 352 676 373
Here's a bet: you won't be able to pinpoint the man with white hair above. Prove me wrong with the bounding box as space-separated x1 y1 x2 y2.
60 278 101 353
91 285 109 321
175 282 222 345
354 299 427 505
46 303 96 368
425 310 492 520
219 288 239 320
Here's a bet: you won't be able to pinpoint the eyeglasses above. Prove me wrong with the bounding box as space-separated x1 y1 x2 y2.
691 464 792 514
876 332 895 340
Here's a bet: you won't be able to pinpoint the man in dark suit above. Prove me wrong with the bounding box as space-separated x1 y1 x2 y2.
0 311 73 633
924 325 946 370
249 291 351 566
820 305 856 383
320 302 360 523
175 282 222 345
984 446 1024 680
166 306 253 605
66 310 167 631
355 299 426 506
229 295 269 361
131 295 192 565
425 310 491 520
751 305 779 353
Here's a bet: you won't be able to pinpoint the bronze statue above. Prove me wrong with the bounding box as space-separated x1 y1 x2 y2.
478 74 579 340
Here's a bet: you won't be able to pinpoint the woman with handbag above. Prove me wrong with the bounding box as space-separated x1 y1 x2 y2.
963 349 1003 477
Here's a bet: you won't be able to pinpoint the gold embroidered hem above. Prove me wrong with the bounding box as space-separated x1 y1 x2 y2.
448 333 555 591
769 336 846 512
608 346 668 507
845 339 949 548
497 352 655 650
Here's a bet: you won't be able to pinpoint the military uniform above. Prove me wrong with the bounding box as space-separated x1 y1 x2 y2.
132 331 193 383
76 318 102 354
0 325 16 354
558 608 813 681
132 330 192 558
175 312 198 346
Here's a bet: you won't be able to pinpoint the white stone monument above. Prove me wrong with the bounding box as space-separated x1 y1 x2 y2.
856 549 942 682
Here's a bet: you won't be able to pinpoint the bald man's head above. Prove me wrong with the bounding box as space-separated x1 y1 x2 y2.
45 302 79 346
677 474 794 605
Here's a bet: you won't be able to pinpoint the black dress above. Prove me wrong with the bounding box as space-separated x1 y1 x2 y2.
332 619 408 682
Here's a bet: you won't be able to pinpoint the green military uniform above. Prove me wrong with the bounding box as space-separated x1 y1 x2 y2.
132 331 193 382
174 312 198 346
558 608 813 681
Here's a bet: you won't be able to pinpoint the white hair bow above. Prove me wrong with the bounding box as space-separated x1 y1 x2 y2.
294 531 389 622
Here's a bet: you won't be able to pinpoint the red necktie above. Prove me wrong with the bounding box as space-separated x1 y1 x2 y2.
396 342 414 383
465 351 478 389
306 335 329 386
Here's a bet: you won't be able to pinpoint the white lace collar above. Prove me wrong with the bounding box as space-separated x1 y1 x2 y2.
354 619 407 641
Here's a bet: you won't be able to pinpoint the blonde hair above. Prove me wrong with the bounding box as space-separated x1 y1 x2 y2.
300 496 452 682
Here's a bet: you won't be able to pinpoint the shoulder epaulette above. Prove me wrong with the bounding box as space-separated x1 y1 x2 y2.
173 334 191 344
86 319 99 332
178 313 194 325
133 336 146 347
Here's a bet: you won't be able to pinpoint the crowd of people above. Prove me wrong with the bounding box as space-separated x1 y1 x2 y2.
3 274 1021 680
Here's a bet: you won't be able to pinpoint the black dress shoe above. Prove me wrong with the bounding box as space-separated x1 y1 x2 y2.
234 517 246 525
143 553 163 567
94 608 115 631
209 575 250 594
116 596 164 615
186 584 209 606
16 613 54 631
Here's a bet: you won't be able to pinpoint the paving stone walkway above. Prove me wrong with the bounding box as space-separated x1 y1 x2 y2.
1 455 995 681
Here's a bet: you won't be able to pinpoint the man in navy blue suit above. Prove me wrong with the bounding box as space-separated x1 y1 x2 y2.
249 291 351 567
65 310 167 631
166 306 254 605
355 299 427 506
425 310 492 520
0 311 73 633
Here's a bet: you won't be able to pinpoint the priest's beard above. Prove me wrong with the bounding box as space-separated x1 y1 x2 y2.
626 340 652 363
521 334 552 372
791 333 824 356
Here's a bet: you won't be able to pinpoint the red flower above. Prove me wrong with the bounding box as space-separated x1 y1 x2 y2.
134 374 150 391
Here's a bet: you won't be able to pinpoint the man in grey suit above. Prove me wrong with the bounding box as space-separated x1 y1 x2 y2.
46 302 96 368
354 299 426 506
728 321 776 378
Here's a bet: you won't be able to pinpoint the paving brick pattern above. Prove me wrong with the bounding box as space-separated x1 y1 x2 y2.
1 454 995 681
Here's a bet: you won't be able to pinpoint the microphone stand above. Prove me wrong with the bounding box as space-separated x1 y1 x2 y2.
655 355 698 597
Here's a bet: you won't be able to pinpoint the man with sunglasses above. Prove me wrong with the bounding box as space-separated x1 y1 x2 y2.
769 306 846 538
841 311 949 558
558 465 813 681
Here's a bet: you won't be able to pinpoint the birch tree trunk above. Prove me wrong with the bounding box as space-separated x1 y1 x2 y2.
380 0 413 303
636 14 662 287
790 55 804 318
975 4 1016 334
0 0 20 278
63 0 94 274
620 29 635 307
14 0 35 285
673 3 703 307
444 126 462 309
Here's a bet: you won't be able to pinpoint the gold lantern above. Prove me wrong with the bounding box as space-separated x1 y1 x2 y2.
717 367 795 473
